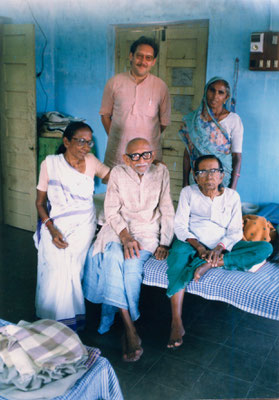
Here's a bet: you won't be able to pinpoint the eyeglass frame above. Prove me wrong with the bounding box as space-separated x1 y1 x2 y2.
195 168 223 177
134 53 154 62
125 151 153 162
72 137 94 148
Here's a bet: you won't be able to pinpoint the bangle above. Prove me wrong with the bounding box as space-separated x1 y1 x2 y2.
218 242 226 250
45 219 53 228
42 217 52 227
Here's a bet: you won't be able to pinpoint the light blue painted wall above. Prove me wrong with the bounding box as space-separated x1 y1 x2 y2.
1 0 279 202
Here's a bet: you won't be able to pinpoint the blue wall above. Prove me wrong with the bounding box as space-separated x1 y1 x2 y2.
1 0 279 202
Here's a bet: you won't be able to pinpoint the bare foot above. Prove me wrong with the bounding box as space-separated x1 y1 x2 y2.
167 321 185 349
194 263 212 282
122 330 143 362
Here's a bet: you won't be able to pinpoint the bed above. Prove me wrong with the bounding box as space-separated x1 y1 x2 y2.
143 259 279 321
94 193 279 321
0 319 123 400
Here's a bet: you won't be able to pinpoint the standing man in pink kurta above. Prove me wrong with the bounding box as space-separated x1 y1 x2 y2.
100 36 171 168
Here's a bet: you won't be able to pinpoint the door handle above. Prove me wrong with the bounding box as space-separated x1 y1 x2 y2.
162 146 175 151
29 146 34 151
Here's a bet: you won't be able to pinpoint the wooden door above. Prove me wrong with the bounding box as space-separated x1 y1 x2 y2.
159 22 208 202
115 21 208 203
0 24 37 231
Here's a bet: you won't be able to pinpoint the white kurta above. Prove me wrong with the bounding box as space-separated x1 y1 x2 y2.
174 185 243 251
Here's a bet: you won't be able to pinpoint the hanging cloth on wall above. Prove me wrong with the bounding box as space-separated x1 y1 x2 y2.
231 57 239 112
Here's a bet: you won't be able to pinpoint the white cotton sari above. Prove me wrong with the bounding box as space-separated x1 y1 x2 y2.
35 155 95 330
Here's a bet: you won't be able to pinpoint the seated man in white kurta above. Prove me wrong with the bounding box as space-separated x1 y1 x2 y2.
83 138 174 362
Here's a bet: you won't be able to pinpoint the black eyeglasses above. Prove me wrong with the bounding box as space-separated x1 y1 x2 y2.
72 138 94 148
195 168 223 177
126 151 153 161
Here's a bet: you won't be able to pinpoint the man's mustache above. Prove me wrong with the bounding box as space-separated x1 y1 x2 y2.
135 163 148 167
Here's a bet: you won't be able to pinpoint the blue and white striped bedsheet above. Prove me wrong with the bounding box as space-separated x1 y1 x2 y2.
142 260 279 321
0 320 123 400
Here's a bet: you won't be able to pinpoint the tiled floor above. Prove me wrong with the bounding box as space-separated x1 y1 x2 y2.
1 223 279 399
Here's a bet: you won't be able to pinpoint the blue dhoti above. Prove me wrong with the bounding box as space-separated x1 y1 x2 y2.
83 242 152 333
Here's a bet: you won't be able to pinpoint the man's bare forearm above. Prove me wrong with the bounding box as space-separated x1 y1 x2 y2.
101 115 112 135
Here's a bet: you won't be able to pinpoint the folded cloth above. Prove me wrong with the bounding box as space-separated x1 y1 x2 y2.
0 319 100 400
242 214 276 242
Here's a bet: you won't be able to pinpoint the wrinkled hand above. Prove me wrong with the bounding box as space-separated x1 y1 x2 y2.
122 236 142 259
204 246 224 267
196 245 209 260
154 245 169 260
48 225 68 249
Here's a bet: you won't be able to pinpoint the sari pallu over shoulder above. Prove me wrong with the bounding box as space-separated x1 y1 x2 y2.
46 154 95 233
179 76 233 186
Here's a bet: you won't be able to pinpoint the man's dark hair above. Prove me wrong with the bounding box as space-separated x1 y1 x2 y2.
194 154 224 174
130 36 159 58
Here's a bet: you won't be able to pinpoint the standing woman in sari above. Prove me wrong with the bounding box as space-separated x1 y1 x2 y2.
180 76 243 189
34 121 110 331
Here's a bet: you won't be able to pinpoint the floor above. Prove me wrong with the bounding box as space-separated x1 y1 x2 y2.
1 223 279 400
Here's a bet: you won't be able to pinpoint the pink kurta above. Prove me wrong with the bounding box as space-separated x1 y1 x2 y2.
100 71 171 168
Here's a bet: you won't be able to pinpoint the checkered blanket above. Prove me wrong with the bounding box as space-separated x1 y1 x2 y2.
0 319 89 372
143 259 279 320
0 319 123 400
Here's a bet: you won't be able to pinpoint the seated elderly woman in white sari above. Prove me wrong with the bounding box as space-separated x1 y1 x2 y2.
34 122 110 331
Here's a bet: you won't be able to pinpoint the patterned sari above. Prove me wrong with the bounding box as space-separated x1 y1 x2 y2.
179 76 232 186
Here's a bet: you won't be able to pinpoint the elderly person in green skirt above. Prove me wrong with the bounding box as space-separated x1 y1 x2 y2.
180 76 243 189
166 154 273 349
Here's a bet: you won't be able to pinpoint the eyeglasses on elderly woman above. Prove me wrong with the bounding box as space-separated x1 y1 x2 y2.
195 168 223 177
72 138 94 148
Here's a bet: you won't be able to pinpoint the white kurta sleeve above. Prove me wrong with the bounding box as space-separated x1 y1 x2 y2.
218 191 243 251
174 187 198 242
230 113 244 153
158 167 175 246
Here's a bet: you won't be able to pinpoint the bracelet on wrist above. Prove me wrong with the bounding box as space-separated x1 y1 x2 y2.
42 217 53 228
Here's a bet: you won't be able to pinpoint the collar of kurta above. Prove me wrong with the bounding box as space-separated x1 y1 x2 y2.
129 70 151 84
